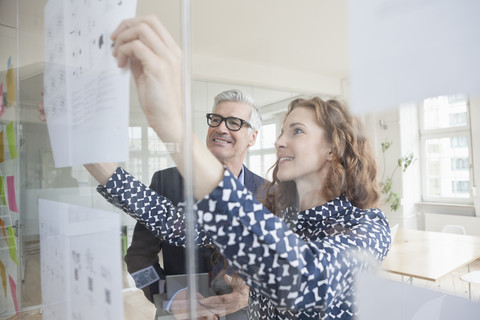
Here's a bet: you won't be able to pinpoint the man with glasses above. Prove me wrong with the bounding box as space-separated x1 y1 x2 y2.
125 89 266 319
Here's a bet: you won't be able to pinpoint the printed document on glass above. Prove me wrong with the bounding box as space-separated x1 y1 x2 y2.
39 199 123 320
44 0 137 167
348 0 480 114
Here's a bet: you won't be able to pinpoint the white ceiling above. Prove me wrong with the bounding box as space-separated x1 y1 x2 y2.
139 0 349 94
1 0 349 105
189 0 349 79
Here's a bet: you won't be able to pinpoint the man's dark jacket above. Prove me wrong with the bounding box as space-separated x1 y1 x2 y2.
124 166 266 313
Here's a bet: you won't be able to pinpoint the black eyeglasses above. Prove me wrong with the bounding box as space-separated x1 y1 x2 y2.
206 113 252 131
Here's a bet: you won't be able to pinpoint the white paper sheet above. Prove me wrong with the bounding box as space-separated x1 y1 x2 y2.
44 0 136 167
349 0 480 114
39 199 123 320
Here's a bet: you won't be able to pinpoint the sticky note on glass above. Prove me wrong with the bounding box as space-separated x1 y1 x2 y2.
0 217 6 242
0 177 6 206
0 260 6 296
7 226 17 264
8 275 18 315
6 176 18 212
0 82 5 117
6 122 17 159
6 57 15 107
0 131 4 163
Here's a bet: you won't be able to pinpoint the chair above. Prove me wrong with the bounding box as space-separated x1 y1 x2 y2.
390 224 399 242
461 270 480 300
441 224 466 235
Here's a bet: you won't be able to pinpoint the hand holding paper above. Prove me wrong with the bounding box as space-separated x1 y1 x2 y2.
110 15 223 199
111 15 183 142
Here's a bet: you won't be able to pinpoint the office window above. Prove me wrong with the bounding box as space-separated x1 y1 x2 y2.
419 95 473 203
127 126 174 182
247 122 277 179
129 126 142 152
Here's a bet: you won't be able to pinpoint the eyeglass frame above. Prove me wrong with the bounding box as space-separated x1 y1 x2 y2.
205 113 252 131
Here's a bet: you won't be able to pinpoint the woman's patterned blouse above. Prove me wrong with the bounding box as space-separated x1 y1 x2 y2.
97 167 391 319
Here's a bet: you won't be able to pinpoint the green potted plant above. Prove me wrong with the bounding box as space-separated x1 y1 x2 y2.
380 141 415 212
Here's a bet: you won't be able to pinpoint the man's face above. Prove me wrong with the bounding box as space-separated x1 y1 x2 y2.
206 101 257 168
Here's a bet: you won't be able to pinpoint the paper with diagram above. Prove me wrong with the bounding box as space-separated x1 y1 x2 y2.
44 0 136 167
39 199 123 320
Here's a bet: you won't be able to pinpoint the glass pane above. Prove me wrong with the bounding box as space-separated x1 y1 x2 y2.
250 123 276 151
424 136 471 198
128 126 142 152
423 95 468 130
262 123 277 148
263 153 276 181
148 127 168 153
248 154 262 177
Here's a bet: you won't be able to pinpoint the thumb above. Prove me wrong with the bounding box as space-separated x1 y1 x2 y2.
223 274 232 285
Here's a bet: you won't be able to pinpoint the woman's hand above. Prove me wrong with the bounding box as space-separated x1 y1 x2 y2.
111 15 224 199
111 15 183 141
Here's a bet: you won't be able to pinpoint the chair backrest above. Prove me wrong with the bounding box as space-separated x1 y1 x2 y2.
390 224 399 242
441 224 466 235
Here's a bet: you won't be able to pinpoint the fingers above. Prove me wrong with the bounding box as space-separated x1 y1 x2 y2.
111 15 180 68
38 101 46 122
171 291 219 320
113 39 156 69
223 274 232 285
38 90 46 122
112 15 177 49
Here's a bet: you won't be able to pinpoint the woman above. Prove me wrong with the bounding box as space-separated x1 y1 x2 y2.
86 16 391 319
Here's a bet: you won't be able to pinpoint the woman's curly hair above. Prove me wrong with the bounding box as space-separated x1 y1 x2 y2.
262 97 379 213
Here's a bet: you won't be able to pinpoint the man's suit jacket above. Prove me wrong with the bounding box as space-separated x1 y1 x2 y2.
124 166 266 309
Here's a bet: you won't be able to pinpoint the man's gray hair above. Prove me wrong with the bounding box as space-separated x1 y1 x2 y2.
212 89 262 131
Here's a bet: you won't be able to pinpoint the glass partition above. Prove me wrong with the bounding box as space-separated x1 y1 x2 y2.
1 1 479 319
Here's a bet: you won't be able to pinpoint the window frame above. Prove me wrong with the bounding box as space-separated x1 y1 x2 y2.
246 119 278 180
418 97 474 204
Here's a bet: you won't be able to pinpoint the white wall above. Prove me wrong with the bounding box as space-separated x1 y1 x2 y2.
469 96 480 217
425 213 480 236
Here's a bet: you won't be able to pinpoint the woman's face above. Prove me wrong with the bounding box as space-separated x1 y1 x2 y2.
274 106 333 185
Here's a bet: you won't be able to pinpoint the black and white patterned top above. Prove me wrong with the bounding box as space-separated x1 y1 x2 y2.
98 167 391 320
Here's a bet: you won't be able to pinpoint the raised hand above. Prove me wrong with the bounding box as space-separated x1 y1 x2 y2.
111 14 223 200
111 15 183 140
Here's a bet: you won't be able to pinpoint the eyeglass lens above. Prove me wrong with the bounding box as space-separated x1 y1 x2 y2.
207 114 243 131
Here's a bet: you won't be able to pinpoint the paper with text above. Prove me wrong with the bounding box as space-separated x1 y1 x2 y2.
39 199 123 320
44 0 136 167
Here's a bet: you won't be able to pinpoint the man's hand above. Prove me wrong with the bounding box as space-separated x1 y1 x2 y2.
170 290 218 320
198 274 249 318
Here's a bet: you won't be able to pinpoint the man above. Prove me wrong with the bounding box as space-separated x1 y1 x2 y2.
124 89 266 319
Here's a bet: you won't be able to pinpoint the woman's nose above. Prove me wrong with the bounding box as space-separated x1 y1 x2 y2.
274 134 285 149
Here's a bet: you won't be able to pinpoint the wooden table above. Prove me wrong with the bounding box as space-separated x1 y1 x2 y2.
382 228 480 282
